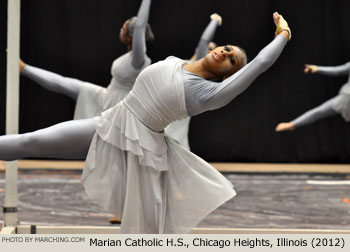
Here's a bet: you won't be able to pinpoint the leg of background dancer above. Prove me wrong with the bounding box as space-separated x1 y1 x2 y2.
276 96 340 131
20 59 86 100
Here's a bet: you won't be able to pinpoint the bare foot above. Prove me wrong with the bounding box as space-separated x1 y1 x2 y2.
19 59 26 73
275 122 295 132
109 216 121 224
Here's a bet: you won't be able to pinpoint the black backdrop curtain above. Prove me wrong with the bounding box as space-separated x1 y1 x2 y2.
1 0 350 163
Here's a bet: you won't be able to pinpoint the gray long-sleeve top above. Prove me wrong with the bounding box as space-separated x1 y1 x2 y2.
183 35 287 116
194 19 220 60
316 61 350 95
316 61 350 77
131 0 152 69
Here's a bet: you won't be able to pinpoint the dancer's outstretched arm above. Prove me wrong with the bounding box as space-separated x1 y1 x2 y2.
304 62 350 77
131 0 152 69
20 62 86 100
184 13 290 116
0 118 95 161
193 34 288 114
194 13 221 61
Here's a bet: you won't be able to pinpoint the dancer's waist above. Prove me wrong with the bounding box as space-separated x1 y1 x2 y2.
123 97 171 133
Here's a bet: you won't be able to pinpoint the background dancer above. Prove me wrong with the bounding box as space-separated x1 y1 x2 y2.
20 0 154 120
276 61 350 131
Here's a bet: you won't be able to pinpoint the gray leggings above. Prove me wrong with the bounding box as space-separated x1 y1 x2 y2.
22 65 86 100
292 96 340 128
0 118 95 161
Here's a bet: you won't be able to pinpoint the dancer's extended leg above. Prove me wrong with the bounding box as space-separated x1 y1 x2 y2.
0 118 95 161
21 63 86 100
276 96 340 131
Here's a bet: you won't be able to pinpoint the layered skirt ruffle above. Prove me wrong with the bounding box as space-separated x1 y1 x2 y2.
81 102 236 233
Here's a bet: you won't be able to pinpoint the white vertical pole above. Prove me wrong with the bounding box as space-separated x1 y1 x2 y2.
3 0 21 228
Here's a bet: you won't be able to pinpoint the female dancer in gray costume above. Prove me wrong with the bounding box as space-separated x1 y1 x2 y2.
20 0 154 120
0 13 291 233
163 13 222 150
20 6 221 151
276 61 350 131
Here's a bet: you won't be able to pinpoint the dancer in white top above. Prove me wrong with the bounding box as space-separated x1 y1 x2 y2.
0 12 291 233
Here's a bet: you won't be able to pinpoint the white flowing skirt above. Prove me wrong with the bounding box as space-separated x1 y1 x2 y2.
81 102 236 233
165 117 191 150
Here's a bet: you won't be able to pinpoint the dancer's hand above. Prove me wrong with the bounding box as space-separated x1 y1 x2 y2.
210 13 222 26
273 12 291 41
304 64 318 74
19 59 27 73
275 122 295 132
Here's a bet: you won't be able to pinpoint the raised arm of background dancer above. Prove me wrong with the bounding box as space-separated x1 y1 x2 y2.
131 0 152 69
203 35 288 111
195 15 221 60
21 64 85 100
314 61 350 77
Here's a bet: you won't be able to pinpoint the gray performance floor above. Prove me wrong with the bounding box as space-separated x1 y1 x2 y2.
1 170 350 230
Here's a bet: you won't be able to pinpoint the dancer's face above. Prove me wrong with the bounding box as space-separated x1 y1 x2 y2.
120 20 131 44
204 45 245 79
